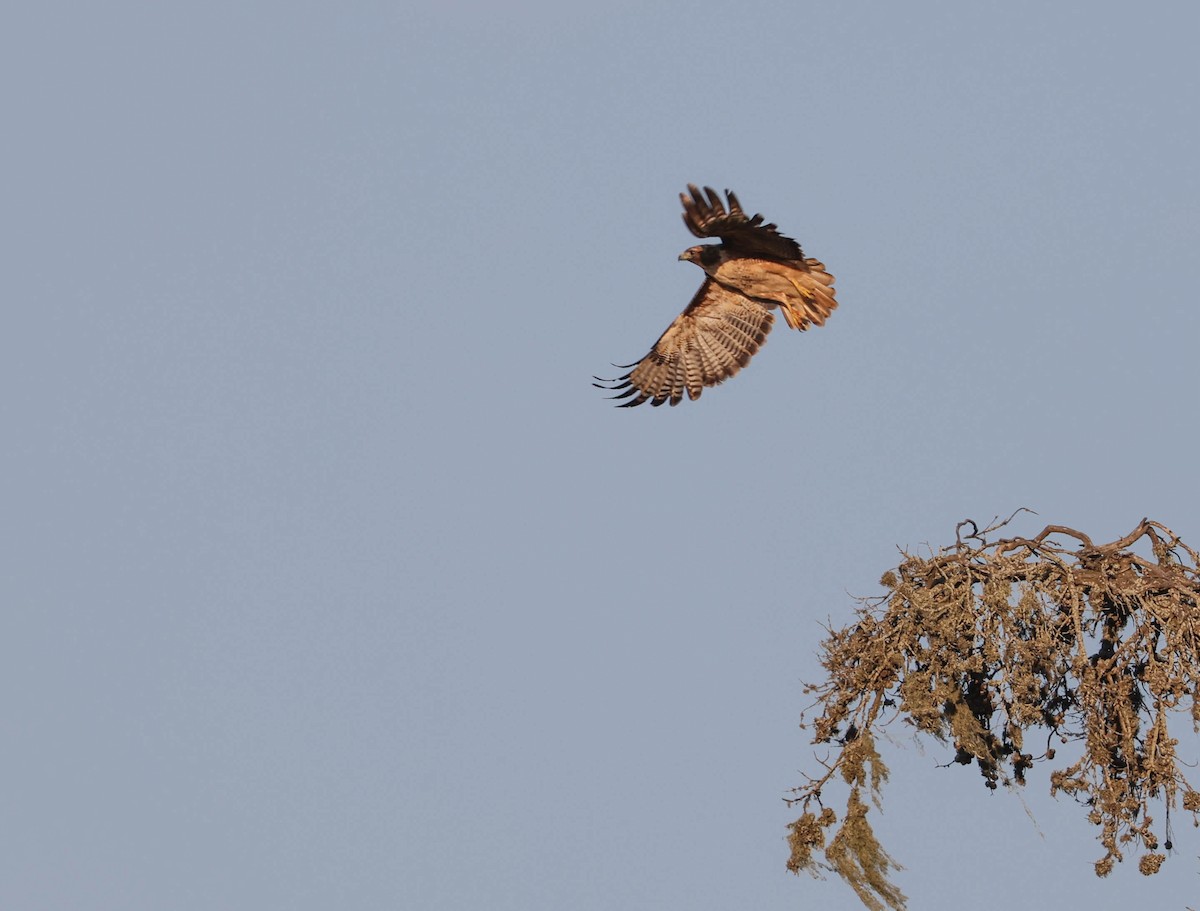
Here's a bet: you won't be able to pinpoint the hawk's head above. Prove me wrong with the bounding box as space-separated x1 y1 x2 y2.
679 244 724 271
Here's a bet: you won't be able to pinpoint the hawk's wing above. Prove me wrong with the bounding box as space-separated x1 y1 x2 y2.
594 280 775 407
680 184 804 260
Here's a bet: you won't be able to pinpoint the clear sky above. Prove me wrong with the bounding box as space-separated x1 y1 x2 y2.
5 2 1199 909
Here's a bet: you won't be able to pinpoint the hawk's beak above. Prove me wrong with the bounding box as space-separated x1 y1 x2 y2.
678 252 689 261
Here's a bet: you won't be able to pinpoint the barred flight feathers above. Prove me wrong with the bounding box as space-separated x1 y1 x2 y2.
594 281 774 407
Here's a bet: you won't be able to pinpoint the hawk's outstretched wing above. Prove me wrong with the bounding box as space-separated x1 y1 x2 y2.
594 280 775 407
680 184 804 260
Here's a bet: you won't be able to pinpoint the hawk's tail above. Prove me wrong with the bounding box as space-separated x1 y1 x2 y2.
781 259 838 331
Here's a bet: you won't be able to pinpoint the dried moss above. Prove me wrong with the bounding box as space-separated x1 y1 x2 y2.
788 516 1200 910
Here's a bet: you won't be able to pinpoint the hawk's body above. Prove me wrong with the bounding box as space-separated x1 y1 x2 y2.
689 251 837 332
596 185 837 407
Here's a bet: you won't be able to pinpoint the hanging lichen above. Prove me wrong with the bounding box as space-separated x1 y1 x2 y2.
789 515 1200 910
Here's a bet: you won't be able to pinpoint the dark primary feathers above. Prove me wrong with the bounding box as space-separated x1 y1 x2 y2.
596 185 837 408
680 184 804 260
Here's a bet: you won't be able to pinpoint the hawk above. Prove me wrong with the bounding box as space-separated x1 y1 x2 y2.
595 184 837 407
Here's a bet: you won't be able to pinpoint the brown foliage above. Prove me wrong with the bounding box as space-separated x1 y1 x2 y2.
788 515 1200 910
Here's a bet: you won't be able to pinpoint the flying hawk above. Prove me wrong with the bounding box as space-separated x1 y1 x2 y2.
595 184 837 407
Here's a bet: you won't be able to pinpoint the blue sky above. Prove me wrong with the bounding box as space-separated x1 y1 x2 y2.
5 2 1199 909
